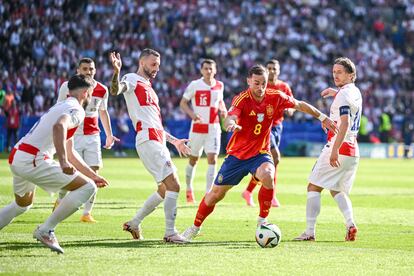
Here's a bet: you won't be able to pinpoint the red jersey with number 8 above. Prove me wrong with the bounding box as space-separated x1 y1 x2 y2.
226 89 295 160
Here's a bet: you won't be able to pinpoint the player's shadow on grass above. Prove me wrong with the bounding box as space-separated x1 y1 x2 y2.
60 238 259 249
0 241 46 254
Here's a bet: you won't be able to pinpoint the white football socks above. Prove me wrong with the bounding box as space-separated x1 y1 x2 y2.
334 192 355 228
0 201 32 230
185 164 196 191
83 191 97 215
306 191 321 236
206 164 216 193
164 191 179 236
132 192 163 225
40 182 96 232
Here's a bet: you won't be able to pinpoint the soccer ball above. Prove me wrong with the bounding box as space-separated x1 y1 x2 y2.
255 223 282 248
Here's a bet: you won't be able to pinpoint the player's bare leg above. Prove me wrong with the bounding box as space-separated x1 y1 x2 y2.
206 153 217 193
185 156 198 204
80 166 99 223
331 190 357 241
294 183 322 241
182 184 232 241
254 162 275 226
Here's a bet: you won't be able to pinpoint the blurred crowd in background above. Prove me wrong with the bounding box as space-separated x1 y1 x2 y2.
1 0 414 150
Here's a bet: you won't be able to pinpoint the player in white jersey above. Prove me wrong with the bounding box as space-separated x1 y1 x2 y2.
0 75 109 254
54 58 118 223
110 49 190 244
294 57 362 242
180 59 227 203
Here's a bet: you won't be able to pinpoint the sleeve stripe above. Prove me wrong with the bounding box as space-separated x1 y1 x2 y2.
339 105 351 115
233 91 249 106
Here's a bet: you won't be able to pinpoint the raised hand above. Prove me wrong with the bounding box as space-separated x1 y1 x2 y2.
110 52 122 73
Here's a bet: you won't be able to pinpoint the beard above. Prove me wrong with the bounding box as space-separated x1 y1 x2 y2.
82 97 90 109
143 66 157 79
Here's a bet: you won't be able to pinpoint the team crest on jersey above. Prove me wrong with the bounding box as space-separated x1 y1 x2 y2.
217 174 223 183
266 105 274 118
257 113 264 122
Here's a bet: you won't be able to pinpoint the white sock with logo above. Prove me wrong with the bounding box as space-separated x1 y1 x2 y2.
185 164 196 191
83 191 97 215
40 182 96 232
0 201 32 230
164 191 179 236
306 191 321 236
334 192 355 228
206 164 216 193
132 192 163 225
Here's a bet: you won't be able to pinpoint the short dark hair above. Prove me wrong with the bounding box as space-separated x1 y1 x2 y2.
334 57 357 82
139 48 160 60
67 74 94 91
266 59 280 66
201 59 216 68
78 57 94 67
248 64 268 78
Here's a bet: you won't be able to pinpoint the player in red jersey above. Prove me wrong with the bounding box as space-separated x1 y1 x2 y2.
242 59 294 207
182 64 338 240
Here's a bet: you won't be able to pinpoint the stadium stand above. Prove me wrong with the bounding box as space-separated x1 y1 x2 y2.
0 0 413 152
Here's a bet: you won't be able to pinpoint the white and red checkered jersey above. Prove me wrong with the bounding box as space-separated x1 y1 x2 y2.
327 83 362 157
16 97 85 158
121 73 165 145
183 78 224 134
58 80 108 136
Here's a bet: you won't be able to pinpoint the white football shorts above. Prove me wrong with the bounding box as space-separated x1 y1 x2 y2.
74 134 103 168
10 151 79 197
308 144 359 194
135 140 177 184
188 131 221 157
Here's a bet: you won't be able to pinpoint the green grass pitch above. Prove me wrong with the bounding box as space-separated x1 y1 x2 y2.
0 156 413 275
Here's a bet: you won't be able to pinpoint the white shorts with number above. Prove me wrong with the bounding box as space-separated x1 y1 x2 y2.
10 151 79 197
188 131 221 157
308 144 359 194
74 134 103 168
135 140 177 184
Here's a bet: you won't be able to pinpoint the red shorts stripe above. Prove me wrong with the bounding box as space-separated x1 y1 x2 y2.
192 123 209 133
83 117 99 135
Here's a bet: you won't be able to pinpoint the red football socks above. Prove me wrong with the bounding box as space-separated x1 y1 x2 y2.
258 186 274 218
194 197 215 227
246 177 257 193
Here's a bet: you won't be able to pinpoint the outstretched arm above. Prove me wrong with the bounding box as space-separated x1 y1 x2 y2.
165 132 191 157
294 100 338 134
109 52 127 96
